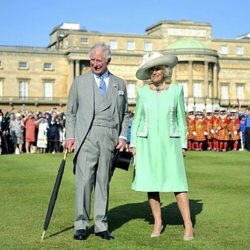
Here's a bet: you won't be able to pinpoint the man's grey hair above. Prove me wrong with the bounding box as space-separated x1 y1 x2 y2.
89 43 111 63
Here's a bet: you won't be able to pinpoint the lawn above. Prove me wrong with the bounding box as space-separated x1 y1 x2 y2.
0 151 250 250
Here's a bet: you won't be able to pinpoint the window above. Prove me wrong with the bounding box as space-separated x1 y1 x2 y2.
0 79 3 96
109 40 117 50
0 61 3 69
43 63 53 70
144 41 152 51
127 41 135 50
221 85 229 100
236 46 244 55
193 82 201 98
19 80 28 98
237 84 244 99
127 82 136 99
18 61 28 69
220 45 228 55
44 80 53 100
80 37 88 44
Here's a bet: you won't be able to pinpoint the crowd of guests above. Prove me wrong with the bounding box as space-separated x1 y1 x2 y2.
0 105 250 155
186 106 250 152
0 106 65 155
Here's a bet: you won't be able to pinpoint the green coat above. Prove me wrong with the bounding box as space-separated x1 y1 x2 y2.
130 83 188 192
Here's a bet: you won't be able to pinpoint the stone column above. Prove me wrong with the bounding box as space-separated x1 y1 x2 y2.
188 60 193 96
75 60 80 76
213 63 218 99
204 61 208 97
68 60 74 93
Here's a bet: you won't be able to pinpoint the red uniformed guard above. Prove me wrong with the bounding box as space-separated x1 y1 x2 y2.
194 110 207 151
218 108 230 151
187 108 196 150
212 109 220 151
205 108 214 150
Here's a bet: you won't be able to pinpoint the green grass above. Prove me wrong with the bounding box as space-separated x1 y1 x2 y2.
0 151 250 249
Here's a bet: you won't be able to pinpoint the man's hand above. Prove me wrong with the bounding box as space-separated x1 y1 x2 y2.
65 139 75 152
116 138 126 152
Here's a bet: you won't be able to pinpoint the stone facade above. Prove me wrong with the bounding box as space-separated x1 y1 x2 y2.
0 20 250 113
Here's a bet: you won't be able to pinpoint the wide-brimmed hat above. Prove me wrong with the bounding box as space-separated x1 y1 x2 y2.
136 52 178 80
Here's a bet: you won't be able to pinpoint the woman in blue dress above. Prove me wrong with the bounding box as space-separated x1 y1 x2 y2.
130 53 194 240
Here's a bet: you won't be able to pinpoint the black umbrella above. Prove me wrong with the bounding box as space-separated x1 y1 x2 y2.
41 149 68 241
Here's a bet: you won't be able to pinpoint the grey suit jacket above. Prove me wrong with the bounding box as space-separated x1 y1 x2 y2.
65 70 129 166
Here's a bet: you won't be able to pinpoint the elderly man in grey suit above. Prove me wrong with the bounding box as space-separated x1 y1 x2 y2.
65 43 129 240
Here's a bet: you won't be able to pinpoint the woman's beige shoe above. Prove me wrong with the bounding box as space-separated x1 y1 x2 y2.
183 229 195 241
150 225 163 238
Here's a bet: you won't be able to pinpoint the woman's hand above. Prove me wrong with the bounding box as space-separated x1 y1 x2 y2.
130 147 136 156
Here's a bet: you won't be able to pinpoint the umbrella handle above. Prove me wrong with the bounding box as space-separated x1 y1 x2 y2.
63 149 68 161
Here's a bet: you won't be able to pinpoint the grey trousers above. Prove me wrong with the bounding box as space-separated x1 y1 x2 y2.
74 125 118 233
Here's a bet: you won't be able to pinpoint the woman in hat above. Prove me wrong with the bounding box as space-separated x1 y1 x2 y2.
130 53 194 240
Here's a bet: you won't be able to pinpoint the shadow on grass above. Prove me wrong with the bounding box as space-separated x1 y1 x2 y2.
108 199 203 231
46 199 202 237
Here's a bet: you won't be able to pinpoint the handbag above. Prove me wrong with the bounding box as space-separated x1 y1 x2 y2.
112 150 133 171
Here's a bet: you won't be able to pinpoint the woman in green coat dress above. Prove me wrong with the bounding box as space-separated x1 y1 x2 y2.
130 53 194 240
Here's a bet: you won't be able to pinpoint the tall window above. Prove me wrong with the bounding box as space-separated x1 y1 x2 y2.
237 84 244 100
43 63 53 70
144 41 152 51
109 40 117 50
221 85 229 100
44 81 53 100
127 82 136 99
0 79 3 96
19 80 28 98
127 41 135 50
193 82 201 97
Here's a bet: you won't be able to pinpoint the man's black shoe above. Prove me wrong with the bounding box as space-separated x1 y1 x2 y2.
73 229 88 240
95 231 115 240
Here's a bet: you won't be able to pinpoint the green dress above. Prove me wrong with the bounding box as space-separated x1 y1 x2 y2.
130 83 188 192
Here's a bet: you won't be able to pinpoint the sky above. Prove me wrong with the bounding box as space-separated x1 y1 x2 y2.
1 0 249 47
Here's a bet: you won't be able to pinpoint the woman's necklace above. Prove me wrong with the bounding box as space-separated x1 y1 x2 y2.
150 83 169 92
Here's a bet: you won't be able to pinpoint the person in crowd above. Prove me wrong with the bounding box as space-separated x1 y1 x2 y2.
9 113 24 154
212 109 220 151
36 115 49 153
23 111 37 153
205 108 214 150
47 111 61 153
217 108 230 151
186 108 196 151
193 109 207 151
228 110 240 151
245 106 250 151
65 43 129 241
239 113 246 150
130 53 194 240
0 109 3 154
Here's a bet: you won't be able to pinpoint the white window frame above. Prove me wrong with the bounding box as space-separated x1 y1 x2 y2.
220 45 228 55
109 40 117 50
80 37 88 44
0 79 3 96
43 63 53 70
44 80 53 100
127 41 135 51
0 61 3 69
18 61 28 69
236 46 244 55
193 82 201 98
221 84 229 100
144 41 152 51
127 82 136 99
19 79 28 98
236 84 244 100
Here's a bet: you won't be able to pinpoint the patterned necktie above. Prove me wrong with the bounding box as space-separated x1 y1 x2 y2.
98 75 106 96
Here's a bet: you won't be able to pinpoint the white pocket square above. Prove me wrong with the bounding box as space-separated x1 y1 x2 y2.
118 90 124 96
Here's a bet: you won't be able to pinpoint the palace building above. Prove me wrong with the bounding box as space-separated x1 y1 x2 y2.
0 20 250 113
